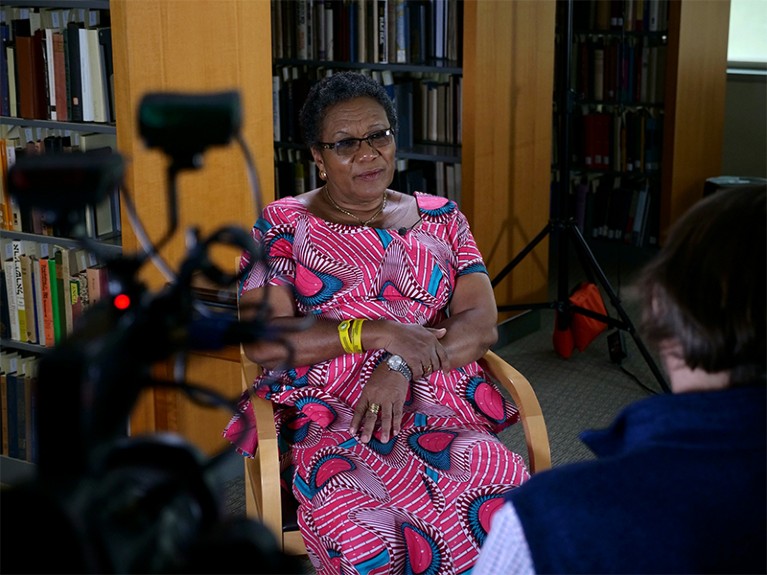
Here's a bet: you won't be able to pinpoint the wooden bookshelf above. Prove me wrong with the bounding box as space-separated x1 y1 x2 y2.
0 1 120 465
549 0 731 249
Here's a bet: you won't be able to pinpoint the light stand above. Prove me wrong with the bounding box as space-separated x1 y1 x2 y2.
492 0 670 394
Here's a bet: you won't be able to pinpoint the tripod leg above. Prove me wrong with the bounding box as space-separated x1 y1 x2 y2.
566 223 670 393
491 222 552 288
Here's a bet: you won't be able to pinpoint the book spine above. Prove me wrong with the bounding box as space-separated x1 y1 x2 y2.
5 371 18 459
377 0 388 63
39 257 55 346
31 256 44 346
11 242 27 343
26 369 37 463
65 22 83 122
14 370 27 461
19 254 37 344
78 27 93 122
48 255 62 344
45 28 58 120
3 260 20 341
52 30 68 122
14 32 48 120
394 0 407 63
0 373 8 455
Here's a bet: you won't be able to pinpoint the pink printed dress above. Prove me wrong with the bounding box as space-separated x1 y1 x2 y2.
224 192 529 575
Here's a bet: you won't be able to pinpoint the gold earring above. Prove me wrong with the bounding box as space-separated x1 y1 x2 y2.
320 170 327 180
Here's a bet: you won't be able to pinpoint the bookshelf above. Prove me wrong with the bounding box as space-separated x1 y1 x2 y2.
1 0 119 466
271 0 464 202
552 0 730 249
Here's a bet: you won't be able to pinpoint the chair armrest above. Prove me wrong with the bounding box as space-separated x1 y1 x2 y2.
240 344 284 538
479 350 552 473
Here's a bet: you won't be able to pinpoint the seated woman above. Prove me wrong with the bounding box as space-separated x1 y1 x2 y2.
224 71 529 575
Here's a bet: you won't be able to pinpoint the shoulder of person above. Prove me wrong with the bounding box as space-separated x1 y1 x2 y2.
412 191 462 219
260 195 309 225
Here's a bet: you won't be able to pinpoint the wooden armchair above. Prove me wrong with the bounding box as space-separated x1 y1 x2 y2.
239 345 551 555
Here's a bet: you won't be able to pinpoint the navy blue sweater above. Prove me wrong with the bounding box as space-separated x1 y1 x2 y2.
507 384 766 574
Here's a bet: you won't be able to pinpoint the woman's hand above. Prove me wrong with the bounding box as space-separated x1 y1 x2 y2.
349 364 409 444
363 321 449 379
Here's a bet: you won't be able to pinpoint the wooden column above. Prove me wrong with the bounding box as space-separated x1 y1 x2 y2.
462 0 556 319
110 0 274 449
662 0 730 241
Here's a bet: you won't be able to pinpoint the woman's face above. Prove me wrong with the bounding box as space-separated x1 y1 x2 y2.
311 96 396 205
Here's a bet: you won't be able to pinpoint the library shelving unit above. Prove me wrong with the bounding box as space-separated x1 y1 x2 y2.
1 0 119 475
271 0 465 203
553 0 671 248
551 0 730 249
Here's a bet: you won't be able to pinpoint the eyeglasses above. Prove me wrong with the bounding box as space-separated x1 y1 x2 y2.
316 128 395 158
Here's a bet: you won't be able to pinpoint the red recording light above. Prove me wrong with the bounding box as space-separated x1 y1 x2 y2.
113 294 131 310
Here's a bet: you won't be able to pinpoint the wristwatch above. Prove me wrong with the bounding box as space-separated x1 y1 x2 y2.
384 353 413 381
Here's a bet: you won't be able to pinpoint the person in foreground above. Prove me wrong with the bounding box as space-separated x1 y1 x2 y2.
224 72 529 574
475 184 767 574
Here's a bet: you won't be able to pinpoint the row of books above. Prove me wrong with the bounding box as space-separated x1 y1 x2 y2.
573 0 669 33
0 133 120 238
572 37 667 105
274 66 462 148
567 172 659 247
568 107 663 175
0 350 38 462
397 159 461 204
0 238 109 348
273 0 462 65
1 5 114 123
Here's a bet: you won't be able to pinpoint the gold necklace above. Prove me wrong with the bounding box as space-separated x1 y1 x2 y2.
323 186 387 227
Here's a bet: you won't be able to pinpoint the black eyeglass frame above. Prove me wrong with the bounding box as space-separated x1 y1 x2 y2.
315 128 395 157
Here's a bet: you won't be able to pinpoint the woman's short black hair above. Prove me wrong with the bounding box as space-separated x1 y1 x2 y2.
299 71 398 147
634 184 766 386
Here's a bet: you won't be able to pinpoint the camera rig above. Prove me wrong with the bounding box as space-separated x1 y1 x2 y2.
1 92 301 574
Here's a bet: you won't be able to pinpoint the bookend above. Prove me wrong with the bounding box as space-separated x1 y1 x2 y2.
2 92 302 574
492 0 669 394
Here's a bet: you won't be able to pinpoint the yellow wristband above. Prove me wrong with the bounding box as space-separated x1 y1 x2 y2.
350 319 366 354
338 320 355 354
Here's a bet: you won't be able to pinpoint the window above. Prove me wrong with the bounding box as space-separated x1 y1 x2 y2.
728 0 767 68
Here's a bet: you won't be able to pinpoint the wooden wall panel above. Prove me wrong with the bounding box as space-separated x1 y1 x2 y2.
110 1 274 438
662 0 730 241
111 0 274 290
462 0 556 319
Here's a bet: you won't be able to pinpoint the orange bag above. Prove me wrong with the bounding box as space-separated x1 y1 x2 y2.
553 282 608 358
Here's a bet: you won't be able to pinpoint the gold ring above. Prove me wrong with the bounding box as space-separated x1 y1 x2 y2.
424 364 433 374
368 403 381 415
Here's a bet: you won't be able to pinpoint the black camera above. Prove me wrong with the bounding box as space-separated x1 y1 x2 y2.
1 92 302 574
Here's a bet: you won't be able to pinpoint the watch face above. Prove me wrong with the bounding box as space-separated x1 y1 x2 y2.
386 354 412 380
